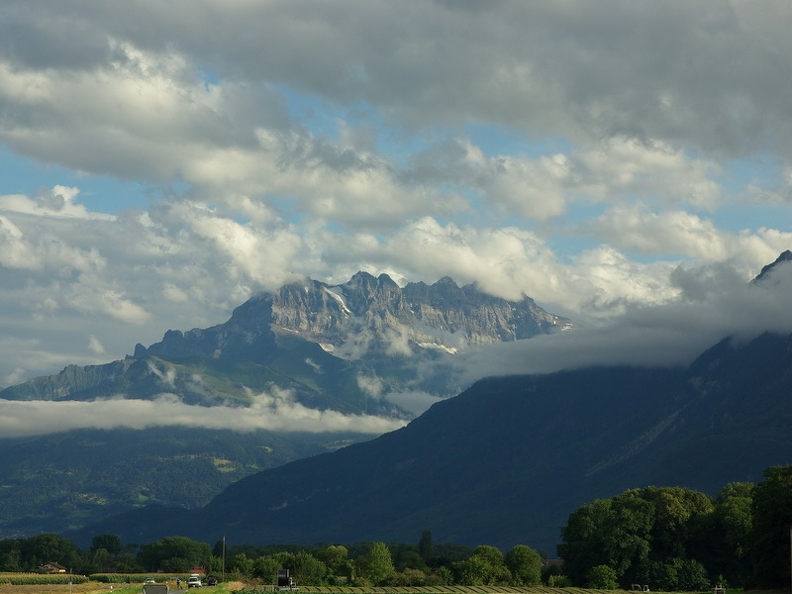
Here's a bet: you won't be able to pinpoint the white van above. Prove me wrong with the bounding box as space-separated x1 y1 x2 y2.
187 575 202 588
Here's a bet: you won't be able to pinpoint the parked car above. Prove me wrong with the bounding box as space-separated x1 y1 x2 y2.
206 577 219 586
187 575 202 588
144 578 156 584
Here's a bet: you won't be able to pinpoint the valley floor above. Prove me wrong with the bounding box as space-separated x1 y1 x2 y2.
0 584 766 594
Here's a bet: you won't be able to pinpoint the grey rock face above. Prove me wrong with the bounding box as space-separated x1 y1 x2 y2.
268 271 571 359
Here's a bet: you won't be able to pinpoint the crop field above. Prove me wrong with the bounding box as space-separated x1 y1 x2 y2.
239 588 723 594
0 578 755 594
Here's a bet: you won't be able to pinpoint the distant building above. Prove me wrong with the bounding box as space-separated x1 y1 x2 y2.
38 562 67 573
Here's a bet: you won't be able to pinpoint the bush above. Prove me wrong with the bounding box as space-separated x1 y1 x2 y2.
587 564 618 589
548 574 571 587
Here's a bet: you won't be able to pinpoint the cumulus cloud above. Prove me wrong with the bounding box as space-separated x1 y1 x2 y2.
0 389 406 439
0 0 791 398
0 186 114 220
456 259 792 383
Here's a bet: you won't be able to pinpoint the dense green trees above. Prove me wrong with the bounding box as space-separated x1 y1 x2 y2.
451 545 510 585
0 534 81 573
0 465 788 589
749 466 792 589
689 482 753 586
137 535 212 573
558 466 792 590
558 486 719 590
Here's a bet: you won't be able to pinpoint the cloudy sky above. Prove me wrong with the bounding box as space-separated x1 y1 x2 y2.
1 0 792 413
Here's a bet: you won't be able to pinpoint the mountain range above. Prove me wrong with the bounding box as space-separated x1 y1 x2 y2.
0 273 568 539
5 258 792 553
62 251 792 552
67 329 792 553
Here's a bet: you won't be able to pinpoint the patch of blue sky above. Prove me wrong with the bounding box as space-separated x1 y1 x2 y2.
196 65 221 89
463 123 573 159
0 147 161 215
719 154 782 190
268 194 304 226
277 85 351 140
710 156 791 231
276 85 463 168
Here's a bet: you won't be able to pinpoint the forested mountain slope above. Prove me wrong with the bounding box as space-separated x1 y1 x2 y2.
71 331 792 552
0 272 566 539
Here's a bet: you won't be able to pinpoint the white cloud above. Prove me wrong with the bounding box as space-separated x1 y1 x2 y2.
0 0 790 406
88 334 105 355
456 259 792 384
0 390 406 439
357 374 383 399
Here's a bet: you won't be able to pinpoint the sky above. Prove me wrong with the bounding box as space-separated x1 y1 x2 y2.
2 1 792 435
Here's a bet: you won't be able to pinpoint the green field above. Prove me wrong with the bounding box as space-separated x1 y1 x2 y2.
0 575 757 594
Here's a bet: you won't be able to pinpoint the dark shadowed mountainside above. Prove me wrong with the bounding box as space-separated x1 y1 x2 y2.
70 331 792 552
0 272 568 539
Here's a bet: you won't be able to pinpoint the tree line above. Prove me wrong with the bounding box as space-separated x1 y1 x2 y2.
0 530 543 587
0 465 789 589
558 465 792 590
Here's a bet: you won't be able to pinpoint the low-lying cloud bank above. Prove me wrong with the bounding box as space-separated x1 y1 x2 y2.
0 389 406 439
456 260 792 383
4 260 792 438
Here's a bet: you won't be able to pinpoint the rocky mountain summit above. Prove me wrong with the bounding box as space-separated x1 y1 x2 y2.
5 272 568 416
0 272 569 539
138 271 571 363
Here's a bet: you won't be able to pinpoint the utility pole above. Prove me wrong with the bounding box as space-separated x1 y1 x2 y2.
222 535 226 584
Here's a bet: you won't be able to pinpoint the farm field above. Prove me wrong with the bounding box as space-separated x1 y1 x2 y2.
0 579 759 594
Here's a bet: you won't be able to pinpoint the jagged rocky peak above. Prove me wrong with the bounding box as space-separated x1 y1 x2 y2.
267 272 572 357
137 272 571 363
337 271 403 314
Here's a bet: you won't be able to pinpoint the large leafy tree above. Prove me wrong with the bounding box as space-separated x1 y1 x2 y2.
288 551 327 586
749 465 792 589
504 544 542 585
357 542 394 585
689 482 754 586
644 486 714 559
559 486 715 587
314 544 348 575
137 536 211 573
452 545 510 585
558 491 653 585
20 534 81 571
252 555 281 581
91 534 122 555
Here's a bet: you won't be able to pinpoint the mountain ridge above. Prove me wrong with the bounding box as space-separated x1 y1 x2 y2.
138 271 571 365
0 272 568 539
69 330 792 552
